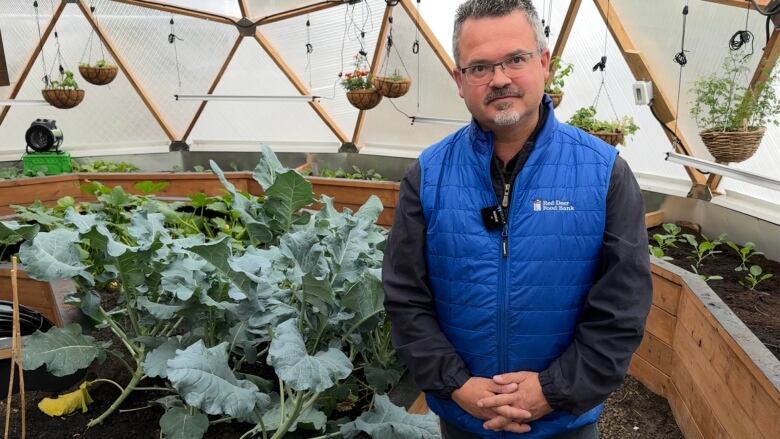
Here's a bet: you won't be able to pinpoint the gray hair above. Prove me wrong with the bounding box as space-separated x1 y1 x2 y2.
453 0 548 66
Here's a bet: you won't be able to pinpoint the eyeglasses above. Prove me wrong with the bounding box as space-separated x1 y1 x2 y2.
459 51 540 85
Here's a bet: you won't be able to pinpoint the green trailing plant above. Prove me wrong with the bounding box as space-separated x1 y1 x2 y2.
6 146 432 439
739 264 773 293
544 56 573 94
79 59 112 68
387 68 405 81
726 240 764 272
71 159 140 173
567 106 639 145
319 165 385 181
48 70 79 90
690 52 780 132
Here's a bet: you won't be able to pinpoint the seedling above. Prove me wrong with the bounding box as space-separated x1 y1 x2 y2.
726 240 764 271
682 232 726 270
739 265 773 293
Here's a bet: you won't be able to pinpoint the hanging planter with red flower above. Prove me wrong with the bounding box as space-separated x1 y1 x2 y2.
341 54 382 110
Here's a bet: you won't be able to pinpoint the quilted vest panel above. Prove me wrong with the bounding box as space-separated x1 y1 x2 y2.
419 98 617 438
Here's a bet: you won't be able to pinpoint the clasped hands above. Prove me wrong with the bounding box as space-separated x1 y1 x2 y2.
451 372 553 434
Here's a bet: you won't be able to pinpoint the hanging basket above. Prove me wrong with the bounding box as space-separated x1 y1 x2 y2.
548 92 563 108
42 89 85 109
590 131 623 147
346 89 382 110
79 65 118 86
699 129 765 163
373 76 412 98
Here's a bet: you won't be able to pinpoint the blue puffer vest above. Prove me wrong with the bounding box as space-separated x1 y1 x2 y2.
419 96 617 438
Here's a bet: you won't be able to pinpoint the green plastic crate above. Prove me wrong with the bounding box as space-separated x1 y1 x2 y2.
22 152 73 176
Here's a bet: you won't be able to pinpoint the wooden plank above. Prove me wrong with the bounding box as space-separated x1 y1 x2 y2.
634 331 674 376
79 172 252 198
110 0 237 25
408 393 429 415
548 0 582 84
629 350 672 398
0 29 10 87
77 2 177 141
701 0 770 8
0 0 67 127
651 262 684 285
676 291 780 439
668 355 724 439
644 210 664 229
399 0 456 73
652 274 681 316
646 304 676 346
253 32 349 144
592 0 706 186
238 0 250 18
182 35 243 142
0 174 81 214
309 180 400 206
353 4 394 149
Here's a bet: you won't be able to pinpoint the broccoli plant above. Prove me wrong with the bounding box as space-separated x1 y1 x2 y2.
726 240 764 272
739 265 773 293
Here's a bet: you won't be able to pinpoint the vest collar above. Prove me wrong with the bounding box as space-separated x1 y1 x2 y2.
468 94 559 157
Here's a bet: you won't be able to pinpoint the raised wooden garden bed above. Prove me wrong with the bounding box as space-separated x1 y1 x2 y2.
0 172 401 227
630 259 780 439
0 263 79 329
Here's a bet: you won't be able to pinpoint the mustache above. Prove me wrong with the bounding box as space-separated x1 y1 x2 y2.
484 88 524 104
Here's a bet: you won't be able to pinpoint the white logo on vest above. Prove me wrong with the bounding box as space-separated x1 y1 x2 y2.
533 199 575 211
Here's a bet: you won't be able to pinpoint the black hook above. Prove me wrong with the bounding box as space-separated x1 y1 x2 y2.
170 18 174 25
359 49 368 57
544 26 550 38
592 56 607 72
306 43 314 54
412 40 420 54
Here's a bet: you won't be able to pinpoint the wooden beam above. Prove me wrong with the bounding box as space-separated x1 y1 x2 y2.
0 1 67 127
708 27 780 193
254 1 345 26
701 0 770 9
253 31 349 144
352 4 394 149
78 1 177 141
548 0 583 81
592 0 707 186
0 30 9 87
398 0 456 74
238 0 250 18
182 36 243 142
110 0 237 25
645 210 665 229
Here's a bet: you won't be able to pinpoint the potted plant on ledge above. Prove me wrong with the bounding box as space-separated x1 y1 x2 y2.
374 68 412 98
690 52 780 163
545 56 573 108
79 58 118 86
567 106 639 146
42 70 84 109
342 53 382 110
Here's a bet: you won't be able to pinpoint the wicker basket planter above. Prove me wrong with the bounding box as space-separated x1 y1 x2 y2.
79 65 118 86
346 89 382 110
548 92 563 108
699 128 765 163
373 76 412 98
41 89 85 109
590 131 623 146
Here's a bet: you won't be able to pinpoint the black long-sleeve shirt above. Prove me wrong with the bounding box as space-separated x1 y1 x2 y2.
382 127 653 415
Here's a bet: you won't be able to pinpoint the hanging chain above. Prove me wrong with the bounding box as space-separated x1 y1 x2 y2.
591 0 618 121
672 1 690 139
414 0 421 111
168 17 183 89
305 16 313 90
33 1 50 86
46 0 67 83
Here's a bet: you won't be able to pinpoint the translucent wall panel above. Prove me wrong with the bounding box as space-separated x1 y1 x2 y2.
0 3 168 160
98 1 238 138
262 0 384 137
189 38 340 149
248 0 322 19
156 0 241 17
359 3 471 158
0 0 56 96
613 0 780 205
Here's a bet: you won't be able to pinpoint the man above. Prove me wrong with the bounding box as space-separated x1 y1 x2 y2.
382 1 652 438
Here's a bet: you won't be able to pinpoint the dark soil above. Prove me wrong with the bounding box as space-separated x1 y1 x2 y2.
649 225 780 359
599 376 682 438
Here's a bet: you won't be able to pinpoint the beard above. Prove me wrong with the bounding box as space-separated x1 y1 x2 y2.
485 88 523 126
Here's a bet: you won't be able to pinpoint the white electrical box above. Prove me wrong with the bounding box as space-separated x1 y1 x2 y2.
633 81 653 105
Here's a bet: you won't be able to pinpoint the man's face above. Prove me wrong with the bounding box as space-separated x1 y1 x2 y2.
453 11 550 131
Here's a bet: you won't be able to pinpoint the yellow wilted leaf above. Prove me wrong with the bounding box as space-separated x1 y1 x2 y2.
38 382 93 417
